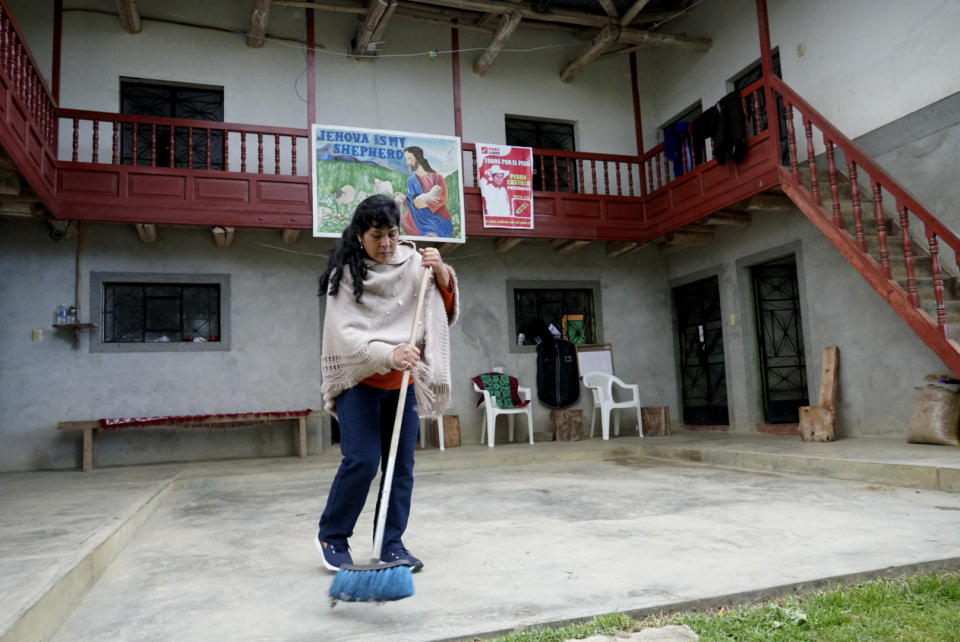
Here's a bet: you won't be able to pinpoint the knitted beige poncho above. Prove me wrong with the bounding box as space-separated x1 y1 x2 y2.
320 241 458 418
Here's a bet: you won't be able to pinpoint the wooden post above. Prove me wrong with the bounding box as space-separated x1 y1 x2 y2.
799 346 839 442
82 427 95 472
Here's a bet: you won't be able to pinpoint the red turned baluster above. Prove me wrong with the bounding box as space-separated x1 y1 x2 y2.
274 133 280 174
898 204 920 307
241 133 247 173
824 138 843 229
873 182 891 278
187 127 193 169
539 155 545 190
551 155 558 191
224 131 230 171
615 161 622 195
132 122 138 165
847 161 866 252
645 160 652 194
151 125 157 167
590 159 597 195
206 129 211 170
71 117 78 161
112 121 119 164
804 120 820 204
578 159 584 194
168 125 174 168
92 118 99 163
257 132 263 174
655 154 662 190
627 163 634 197
603 161 609 194
470 148 477 185
566 158 573 193
785 102 800 181
751 91 761 134
290 135 296 176
926 227 950 338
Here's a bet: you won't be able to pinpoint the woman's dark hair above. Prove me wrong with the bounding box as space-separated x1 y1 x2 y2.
319 193 401 303
403 145 435 174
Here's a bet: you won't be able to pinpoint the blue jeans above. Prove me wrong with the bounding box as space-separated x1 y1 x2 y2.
318 384 419 555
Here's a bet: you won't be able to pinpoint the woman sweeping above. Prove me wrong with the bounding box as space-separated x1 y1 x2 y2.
316 193 458 575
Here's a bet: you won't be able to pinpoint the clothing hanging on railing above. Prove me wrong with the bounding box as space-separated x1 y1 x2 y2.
689 106 719 166
715 90 747 165
664 121 694 178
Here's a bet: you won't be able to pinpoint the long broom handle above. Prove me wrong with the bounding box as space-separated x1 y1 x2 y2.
371 265 432 561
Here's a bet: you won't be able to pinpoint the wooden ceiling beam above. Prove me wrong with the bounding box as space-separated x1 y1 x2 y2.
472 10 522 76
606 241 642 257
703 211 752 227
115 0 142 34
550 238 590 254
352 0 399 57
494 237 524 253
246 0 272 48
597 0 619 19
438 242 460 256
281 228 301 245
561 23 619 83
619 0 651 26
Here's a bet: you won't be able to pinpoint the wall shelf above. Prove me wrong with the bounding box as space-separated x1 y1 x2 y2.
52 322 97 347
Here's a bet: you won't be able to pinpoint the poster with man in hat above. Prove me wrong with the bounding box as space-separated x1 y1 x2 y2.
477 143 534 230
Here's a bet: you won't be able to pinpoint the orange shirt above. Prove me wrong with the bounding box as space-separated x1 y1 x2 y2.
361 275 456 390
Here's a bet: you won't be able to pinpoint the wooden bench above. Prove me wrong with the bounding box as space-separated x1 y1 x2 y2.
57 410 321 471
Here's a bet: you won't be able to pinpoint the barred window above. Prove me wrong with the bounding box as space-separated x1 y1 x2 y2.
103 283 220 344
513 287 597 346
90 272 230 353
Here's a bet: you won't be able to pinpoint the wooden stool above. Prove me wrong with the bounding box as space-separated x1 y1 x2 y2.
550 409 583 441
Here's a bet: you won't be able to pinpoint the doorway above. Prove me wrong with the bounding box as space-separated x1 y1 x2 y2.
751 258 809 423
674 276 729 425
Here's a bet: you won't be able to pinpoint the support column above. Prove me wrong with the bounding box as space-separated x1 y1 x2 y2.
306 5 316 128
451 25 462 138
755 0 779 164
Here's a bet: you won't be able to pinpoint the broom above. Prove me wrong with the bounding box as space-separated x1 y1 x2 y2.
329 265 432 605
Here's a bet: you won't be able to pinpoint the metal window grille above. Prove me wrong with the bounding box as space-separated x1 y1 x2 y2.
505 117 578 192
103 283 221 344
120 80 225 170
514 288 596 346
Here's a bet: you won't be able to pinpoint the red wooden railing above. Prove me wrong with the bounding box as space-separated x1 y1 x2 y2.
770 75 960 371
0 0 58 208
59 109 310 176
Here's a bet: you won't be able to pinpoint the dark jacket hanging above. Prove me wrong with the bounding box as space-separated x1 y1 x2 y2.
524 319 580 409
715 91 748 165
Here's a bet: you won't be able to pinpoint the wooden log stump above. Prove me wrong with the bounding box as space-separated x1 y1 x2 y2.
441 415 460 448
799 346 839 442
640 406 671 436
550 409 583 441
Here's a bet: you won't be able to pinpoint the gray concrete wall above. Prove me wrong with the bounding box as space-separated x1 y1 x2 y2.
664 210 945 438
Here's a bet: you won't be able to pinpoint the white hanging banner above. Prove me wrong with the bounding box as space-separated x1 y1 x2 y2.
476 143 534 230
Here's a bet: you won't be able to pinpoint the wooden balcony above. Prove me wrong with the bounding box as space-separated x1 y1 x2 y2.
0 0 781 246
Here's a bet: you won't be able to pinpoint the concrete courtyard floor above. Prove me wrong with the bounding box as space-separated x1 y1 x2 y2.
3 432 960 641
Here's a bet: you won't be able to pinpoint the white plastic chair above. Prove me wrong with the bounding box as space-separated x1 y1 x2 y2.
582 371 644 440
472 379 534 447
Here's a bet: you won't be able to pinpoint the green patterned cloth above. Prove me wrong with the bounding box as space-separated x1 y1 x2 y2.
472 373 529 408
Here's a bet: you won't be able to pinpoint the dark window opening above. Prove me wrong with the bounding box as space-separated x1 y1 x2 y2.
514 288 596 346
120 80 224 170
505 117 577 192
732 51 788 163
103 282 221 344
659 101 704 178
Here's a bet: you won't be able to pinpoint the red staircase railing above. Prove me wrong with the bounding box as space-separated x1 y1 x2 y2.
769 75 960 372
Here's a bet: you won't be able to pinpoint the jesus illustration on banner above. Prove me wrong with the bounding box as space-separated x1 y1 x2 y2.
396 146 453 238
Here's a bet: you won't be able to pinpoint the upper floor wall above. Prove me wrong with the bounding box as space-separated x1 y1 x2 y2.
638 0 960 145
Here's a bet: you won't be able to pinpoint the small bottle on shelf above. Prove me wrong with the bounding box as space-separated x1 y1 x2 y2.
55 305 68 326
66 305 77 324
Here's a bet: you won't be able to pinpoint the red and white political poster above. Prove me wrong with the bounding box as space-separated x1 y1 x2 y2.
476 143 534 230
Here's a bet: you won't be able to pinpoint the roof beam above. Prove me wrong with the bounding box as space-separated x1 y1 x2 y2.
115 0 142 34
281 229 301 245
494 237 524 253
473 10 522 76
352 0 399 57
212 226 235 248
619 0 651 26
597 0 619 19
246 0 272 48
606 241 642 257
550 238 590 254
135 223 157 243
560 23 619 83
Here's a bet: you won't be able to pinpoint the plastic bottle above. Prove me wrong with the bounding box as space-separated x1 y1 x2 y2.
55 305 68 326
66 305 77 324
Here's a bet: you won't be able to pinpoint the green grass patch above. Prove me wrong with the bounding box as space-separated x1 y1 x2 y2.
482 570 960 642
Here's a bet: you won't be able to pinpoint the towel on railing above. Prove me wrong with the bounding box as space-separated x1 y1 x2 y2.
472 373 530 408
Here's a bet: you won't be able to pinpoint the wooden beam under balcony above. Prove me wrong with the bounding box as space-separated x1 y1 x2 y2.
561 23 620 83
439 242 460 256
606 241 642 257
550 238 590 255
619 0 652 26
246 0 272 48
135 223 157 243
352 0 399 58
0 168 21 196
212 226 235 248
597 0 619 18
115 0 142 34
472 10 522 76
703 211 752 227
494 237 523 253
281 229 301 245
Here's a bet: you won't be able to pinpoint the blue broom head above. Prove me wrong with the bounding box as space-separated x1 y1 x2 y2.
329 564 414 603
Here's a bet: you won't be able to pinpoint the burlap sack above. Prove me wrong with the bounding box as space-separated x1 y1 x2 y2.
907 384 960 446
